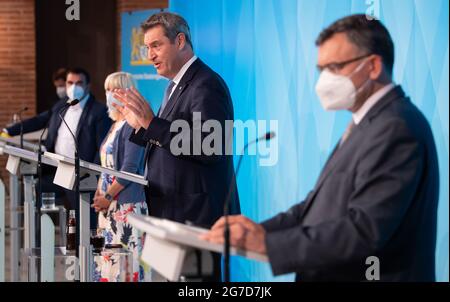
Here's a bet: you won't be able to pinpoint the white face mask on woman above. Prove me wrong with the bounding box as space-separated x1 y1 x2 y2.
315 58 371 111
106 91 122 114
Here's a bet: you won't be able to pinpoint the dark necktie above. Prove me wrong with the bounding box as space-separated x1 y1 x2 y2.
158 80 176 117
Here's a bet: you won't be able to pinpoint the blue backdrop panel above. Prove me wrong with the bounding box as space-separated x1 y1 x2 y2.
169 0 448 281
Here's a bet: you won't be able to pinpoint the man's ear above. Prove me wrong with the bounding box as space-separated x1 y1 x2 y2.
177 33 187 50
369 55 383 80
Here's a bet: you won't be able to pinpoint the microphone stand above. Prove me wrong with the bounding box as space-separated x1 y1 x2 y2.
222 132 275 282
18 107 28 149
223 151 245 283
58 99 80 256
37 100 76 212
36 101 75 245
37 120 50 215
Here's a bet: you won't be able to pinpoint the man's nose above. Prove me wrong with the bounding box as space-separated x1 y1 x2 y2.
148 49 156 61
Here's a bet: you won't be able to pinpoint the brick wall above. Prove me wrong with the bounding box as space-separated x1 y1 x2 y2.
116 0 168 69
0 0 168 188
0 0 36 187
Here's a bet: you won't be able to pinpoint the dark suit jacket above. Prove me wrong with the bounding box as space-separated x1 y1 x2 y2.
130 58 240 227
262 86 439 281
7 95 111 164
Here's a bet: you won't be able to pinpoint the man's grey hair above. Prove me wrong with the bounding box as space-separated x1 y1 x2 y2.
141 12 193 49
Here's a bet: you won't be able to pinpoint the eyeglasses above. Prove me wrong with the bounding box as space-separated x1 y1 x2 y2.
317 54 371 73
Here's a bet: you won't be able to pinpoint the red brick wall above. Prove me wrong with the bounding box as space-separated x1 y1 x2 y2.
0 0 168 187
0 0 36 186
116 0 168 69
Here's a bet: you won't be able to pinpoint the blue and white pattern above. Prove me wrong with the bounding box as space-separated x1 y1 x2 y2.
169 0 449 281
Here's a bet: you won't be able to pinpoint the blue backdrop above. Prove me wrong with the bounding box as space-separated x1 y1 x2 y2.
166 0 449 282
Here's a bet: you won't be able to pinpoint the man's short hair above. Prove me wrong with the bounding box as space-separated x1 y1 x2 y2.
66 67 91 84
316 14 394 75
52 68 67 82
141 12 193 49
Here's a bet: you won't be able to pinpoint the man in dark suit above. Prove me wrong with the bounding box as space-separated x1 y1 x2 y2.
2 68 68 136
5 68 111 210
113 12 240 280
202 14 439 282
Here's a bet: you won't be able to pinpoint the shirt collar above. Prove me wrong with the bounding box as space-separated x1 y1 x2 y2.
71 93 90 110
172 55 198 86
352 83 395 125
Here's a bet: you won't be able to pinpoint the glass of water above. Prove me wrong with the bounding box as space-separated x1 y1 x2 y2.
41 192 56 209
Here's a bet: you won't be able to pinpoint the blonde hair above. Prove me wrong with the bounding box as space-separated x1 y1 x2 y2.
104 72 136 120
104 71 136 91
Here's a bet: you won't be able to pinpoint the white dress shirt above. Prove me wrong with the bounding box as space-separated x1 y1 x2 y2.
168 55 198 99
352 83 395 125
54 93 90 158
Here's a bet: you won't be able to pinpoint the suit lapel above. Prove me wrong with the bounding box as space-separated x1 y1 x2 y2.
159 59 204 120
147 60 204 161
299 124 362 220
75 95 94 139
314 142 342 189
54 105 65 133
160 82 189 119
300 85 406 218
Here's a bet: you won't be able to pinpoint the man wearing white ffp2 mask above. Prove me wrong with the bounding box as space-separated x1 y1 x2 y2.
202 14 439 282
67 83 86 101
56 86 67 99
315 54 372 110
315 31 393 114
54 68 111 213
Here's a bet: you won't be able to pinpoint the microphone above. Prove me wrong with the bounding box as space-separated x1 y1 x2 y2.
17 107 28 149
57 98 80 155
36 99 79 210
222 131 276 282
57 98 82 256
66 99 80 107
255 131 275 143
39 99 79 149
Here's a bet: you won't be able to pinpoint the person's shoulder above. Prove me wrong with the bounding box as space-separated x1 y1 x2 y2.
196 60 223 79
383 93 429 127
370 93 432 144
51 98 68 111
192 60 228 89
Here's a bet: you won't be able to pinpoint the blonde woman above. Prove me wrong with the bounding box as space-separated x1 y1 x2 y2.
92 72 148 282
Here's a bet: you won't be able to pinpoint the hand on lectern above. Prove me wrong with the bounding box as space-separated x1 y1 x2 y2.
200 215 267 255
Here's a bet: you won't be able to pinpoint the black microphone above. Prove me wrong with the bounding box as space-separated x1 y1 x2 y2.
57 98 82 256
64 98 80 108
17 107 28 149
222 131 276 282
36 99 79 210
38 99 79 151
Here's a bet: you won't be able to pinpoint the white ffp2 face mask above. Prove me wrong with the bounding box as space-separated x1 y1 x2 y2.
315 59 370 110
56 86 67 99
67 84 85 101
